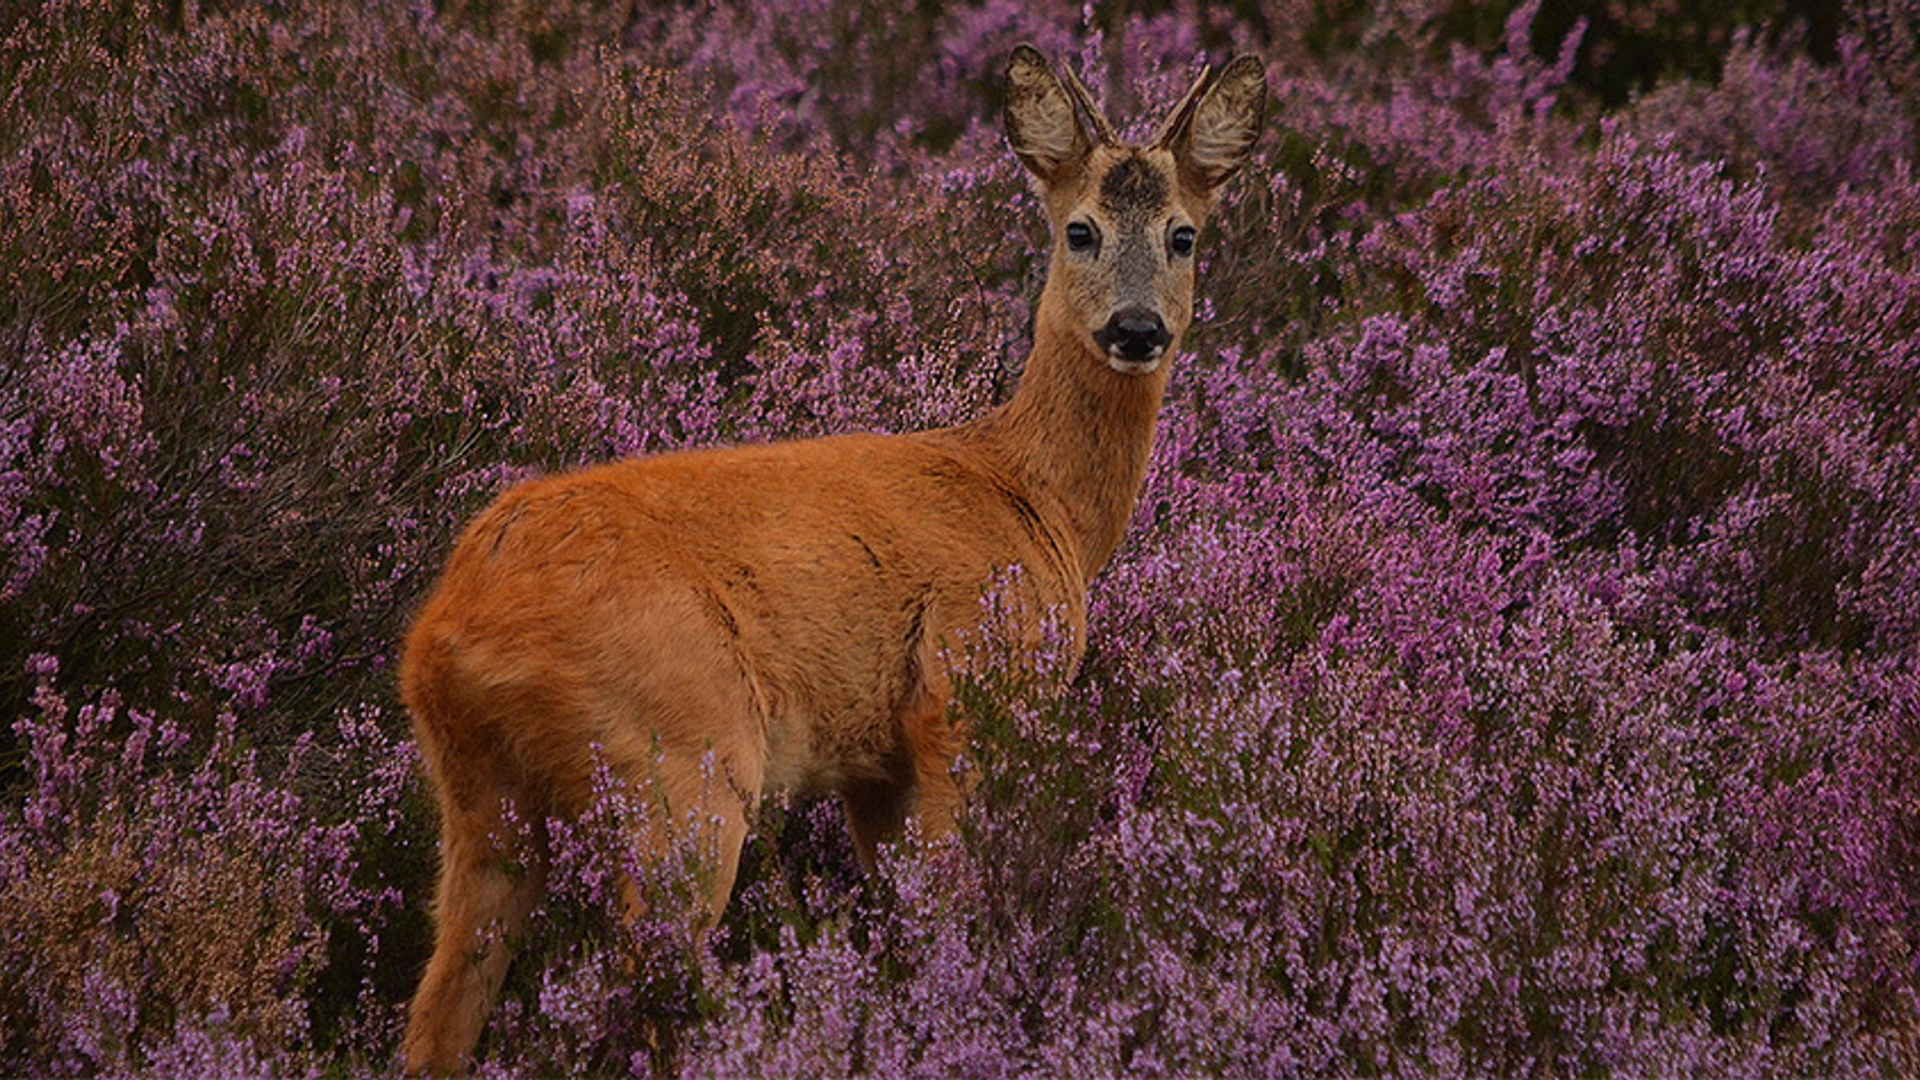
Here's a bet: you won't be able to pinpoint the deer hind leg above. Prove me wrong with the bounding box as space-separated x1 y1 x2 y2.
593 743 759 1076
613 744 761 932
402 784 550 1077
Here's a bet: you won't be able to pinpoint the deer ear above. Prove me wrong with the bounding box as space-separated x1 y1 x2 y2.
1005 45 1091 185
1159 54 1267 193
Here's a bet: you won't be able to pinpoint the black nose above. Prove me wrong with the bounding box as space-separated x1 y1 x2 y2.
1095 308 1172 361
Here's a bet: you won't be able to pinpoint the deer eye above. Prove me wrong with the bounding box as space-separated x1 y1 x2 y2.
1170 225 1197 257
1065 221 1097 252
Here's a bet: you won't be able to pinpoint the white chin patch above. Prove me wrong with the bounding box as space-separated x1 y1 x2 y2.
1104 350 1164 375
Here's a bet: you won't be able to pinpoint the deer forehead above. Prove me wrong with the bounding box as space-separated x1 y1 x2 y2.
1098 154 1168 214
1065 149 1201 229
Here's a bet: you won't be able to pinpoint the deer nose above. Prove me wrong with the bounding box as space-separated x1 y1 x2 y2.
1095 308 1172 362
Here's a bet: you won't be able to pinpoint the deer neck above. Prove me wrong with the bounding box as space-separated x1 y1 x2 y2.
981 293 1171 582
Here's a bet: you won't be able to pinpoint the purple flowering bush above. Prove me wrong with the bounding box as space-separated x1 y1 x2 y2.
3 0 1917 1074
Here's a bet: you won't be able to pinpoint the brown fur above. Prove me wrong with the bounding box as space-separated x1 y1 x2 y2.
399 45 1265 1075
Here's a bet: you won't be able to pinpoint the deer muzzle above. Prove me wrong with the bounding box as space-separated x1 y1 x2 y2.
1095 307 1172 364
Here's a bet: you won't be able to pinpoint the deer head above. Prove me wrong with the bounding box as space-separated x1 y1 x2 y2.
1004 45 1267 375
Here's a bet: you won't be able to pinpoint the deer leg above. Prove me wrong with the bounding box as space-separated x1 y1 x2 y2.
842 777 912 873
677 768 755 933
611 742 760 934
902 685 964 846
402 793 549 1076
844 652 962 869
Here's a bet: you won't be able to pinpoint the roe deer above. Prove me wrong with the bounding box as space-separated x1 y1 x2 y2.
400 45 1266 1075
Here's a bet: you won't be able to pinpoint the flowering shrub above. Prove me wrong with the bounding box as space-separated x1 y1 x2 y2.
3 0 1917 1074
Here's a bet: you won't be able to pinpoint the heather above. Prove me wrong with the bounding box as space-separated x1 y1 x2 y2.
3 0 1918 1074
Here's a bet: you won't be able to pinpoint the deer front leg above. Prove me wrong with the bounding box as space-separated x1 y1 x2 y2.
842 658 963 870
841 777 911 874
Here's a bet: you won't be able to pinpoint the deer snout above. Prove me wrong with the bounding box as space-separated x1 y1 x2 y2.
1094 307 1172 364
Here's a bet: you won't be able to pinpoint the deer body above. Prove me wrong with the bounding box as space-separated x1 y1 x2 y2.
401 46 1265 1075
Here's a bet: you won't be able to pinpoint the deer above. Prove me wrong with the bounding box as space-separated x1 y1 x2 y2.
398 44 1267 1075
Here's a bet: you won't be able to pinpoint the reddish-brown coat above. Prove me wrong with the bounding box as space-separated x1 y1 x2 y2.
400 45 1265 1074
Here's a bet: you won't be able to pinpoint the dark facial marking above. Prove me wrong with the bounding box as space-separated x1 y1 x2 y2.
1099 155 1169 214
